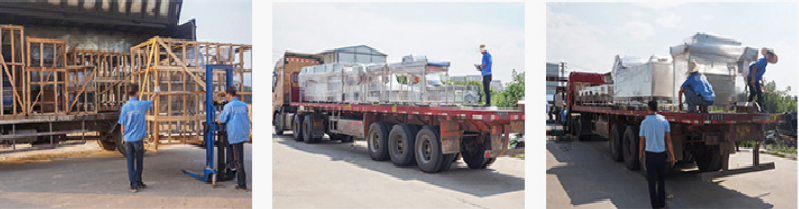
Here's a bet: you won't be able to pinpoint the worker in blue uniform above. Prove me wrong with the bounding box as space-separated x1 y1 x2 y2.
679 61 715 113
476 45 492 107
118 85 157 193
639 100 675 209
217 87 251 191
748 48 779 112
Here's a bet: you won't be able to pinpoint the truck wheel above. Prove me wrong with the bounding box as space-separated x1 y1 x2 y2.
113 125 126 156
438 154 457 172
303 114 321 143
574 116 590 141
389 124 418 166
609 124 625 162
274 113 284 136
695 144 722 172
293 114 305 141
415 126 445 173
461 134 495 169
97 133 117 151
367 122 390 161
622 125 641 170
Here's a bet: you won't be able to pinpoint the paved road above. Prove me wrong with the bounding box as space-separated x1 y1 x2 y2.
0 142 252 209
546 123 797 209
273 132 525 209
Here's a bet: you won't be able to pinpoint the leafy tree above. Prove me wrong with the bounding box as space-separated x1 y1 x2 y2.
493 69 525 107
760 80 798 113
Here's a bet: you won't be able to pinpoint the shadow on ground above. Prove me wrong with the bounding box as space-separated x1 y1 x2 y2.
274 133 524 198
546 136 773 209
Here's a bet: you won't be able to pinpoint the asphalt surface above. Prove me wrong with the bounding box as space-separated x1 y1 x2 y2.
546 122 797 209
272 132 525 209
0 142 252 209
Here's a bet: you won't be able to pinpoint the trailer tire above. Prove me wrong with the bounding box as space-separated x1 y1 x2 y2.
340 135 354 143
367 122 390 161
574 116 589 141
695 144 722 172
292 114 305 141
389 124 418 166
438 154 456 172
622 125 641 170
274 113 284 136
303 114 321 143
415 126 445 173
461 134 495 169
113 125 126 156
609 124 625 162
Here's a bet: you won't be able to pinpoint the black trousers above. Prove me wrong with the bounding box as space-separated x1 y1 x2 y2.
231 142 247 188
483 74 492 106
645 151 667 209
747 76 763 110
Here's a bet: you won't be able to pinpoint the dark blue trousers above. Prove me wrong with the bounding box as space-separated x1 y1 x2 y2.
125 141 144 188
645 151 667 209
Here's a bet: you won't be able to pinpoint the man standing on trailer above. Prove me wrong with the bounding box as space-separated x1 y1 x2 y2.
679 61 715 113
118 84 156 193
639 100 675 209
748 47 778 112
476 44 493 107
217 87 251 191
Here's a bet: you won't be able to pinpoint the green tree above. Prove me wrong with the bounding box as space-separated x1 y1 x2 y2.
493 69 525 107
760 80 797 113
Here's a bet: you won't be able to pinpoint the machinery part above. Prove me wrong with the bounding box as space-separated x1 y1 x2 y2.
622 125 641 170
303 114 321 143
694 144 722 172
274 112 284 136
340 135 354 143
97 131 117 151
293 114 305 141
388 124 418 166
415 126 445 173
609 124 625 162
367 122 390 161
461 134 496 169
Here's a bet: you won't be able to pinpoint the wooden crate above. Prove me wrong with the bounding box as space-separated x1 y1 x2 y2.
26 37 68 115
68 50 131 111
0 25 26 116
130 37 252 149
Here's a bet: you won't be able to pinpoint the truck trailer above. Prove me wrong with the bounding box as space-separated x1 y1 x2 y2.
272 51 525 173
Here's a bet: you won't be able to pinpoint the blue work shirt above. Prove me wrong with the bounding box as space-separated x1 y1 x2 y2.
749 58 768 82
218 97 250 144
481 52 492 76
681 72 715 102
639 114 670 153
118 97 153 142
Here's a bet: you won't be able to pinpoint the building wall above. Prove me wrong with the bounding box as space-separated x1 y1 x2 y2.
546 62 561 102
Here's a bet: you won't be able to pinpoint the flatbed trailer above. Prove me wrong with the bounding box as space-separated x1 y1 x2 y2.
565 72 783 180
277 102 525 173
0 112 119 154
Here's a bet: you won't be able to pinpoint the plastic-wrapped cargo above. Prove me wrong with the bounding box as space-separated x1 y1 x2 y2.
611 55 673 101
670 33 759 105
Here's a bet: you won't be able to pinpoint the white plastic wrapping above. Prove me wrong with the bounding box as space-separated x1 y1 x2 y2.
611 55 673 101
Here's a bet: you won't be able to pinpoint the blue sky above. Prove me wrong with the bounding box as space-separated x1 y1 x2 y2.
180 0 252 86
273 2 524 86
548 2 798 95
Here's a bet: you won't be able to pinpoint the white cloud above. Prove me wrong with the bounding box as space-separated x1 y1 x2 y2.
655 11 682 29
273 3 524 85
546 6 616 74
633 2 684 10
702 15 714 21
616 21 655 42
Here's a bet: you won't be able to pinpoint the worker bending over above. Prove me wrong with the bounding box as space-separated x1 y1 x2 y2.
748 48 779 112
679 61 715 113
217 87 251 191
118 85 156 193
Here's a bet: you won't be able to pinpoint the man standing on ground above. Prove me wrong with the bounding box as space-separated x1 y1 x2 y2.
679 61 715 113
639 100 675 209
118 85 156 193
476 44 492 107
217 87 251 191
748 48 778 112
